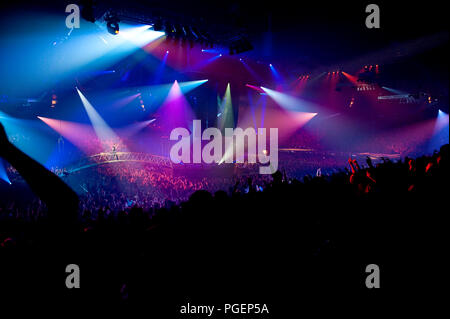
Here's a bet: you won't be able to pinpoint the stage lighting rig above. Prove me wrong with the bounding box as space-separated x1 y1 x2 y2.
165 22 176 38
104 11 120 35
90 4 249 51
183 26 198 48
358 66 378 84
191 26 208 45
51 94 57 108
173 23 184 39
229 37 253 55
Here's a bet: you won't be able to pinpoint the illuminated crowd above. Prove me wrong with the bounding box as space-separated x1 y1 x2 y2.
1 143 448 225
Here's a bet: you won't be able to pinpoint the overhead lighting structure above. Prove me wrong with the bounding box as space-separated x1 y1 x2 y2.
104 12 120 35
79 2 254 51
229 37 253 55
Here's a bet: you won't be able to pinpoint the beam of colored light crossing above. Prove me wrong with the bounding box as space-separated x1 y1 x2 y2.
37 116 100 154
0 159 11 185
0 111 55 166
222 104 317 164
342 72 358 85
218 83 234 131
237 107 317 138
135 80 208 99
246 84 265 93
152 50 169 84
269 64 283 83
111 93 141 109
134 83 175 107
117 119 156 138
293 75 310 93
190 54 222 70
260 87 319 113
76 88 124 151
307 72 327 85
429 110 449 152
178 79 209 94
381 87 410 95
241 60 261 81
435 110 449 132
156 80 195 132
2 14 169 99
118 25 165 47
47 23 165 81
201 49 221 54
131 80 208 113
325 71 341 90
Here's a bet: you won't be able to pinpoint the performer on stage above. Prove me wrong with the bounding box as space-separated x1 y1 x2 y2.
111 144 119 160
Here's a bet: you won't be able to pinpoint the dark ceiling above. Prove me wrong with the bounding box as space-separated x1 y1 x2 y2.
0 0 448 77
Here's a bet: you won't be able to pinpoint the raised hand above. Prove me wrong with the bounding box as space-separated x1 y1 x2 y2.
0 121 79 223
366 156 373 168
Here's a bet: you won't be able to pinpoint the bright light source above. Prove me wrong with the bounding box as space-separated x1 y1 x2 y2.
76 88 122 150
118 25 165 46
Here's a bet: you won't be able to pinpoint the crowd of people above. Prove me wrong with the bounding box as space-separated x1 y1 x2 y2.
0 117 447 308
1 142 447 224
2 149 352 221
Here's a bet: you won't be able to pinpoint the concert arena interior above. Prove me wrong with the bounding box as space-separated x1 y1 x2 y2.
0 0 448 314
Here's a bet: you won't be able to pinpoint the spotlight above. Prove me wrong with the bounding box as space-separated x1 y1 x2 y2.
51 94 57 108
349 97 355 108
138 94 146 111
269 64 272 67
165 22 176 38
107 21 119 35
104 12 120 35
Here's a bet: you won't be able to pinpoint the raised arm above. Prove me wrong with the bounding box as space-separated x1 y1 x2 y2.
0 122 78 224
348 158 356 174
